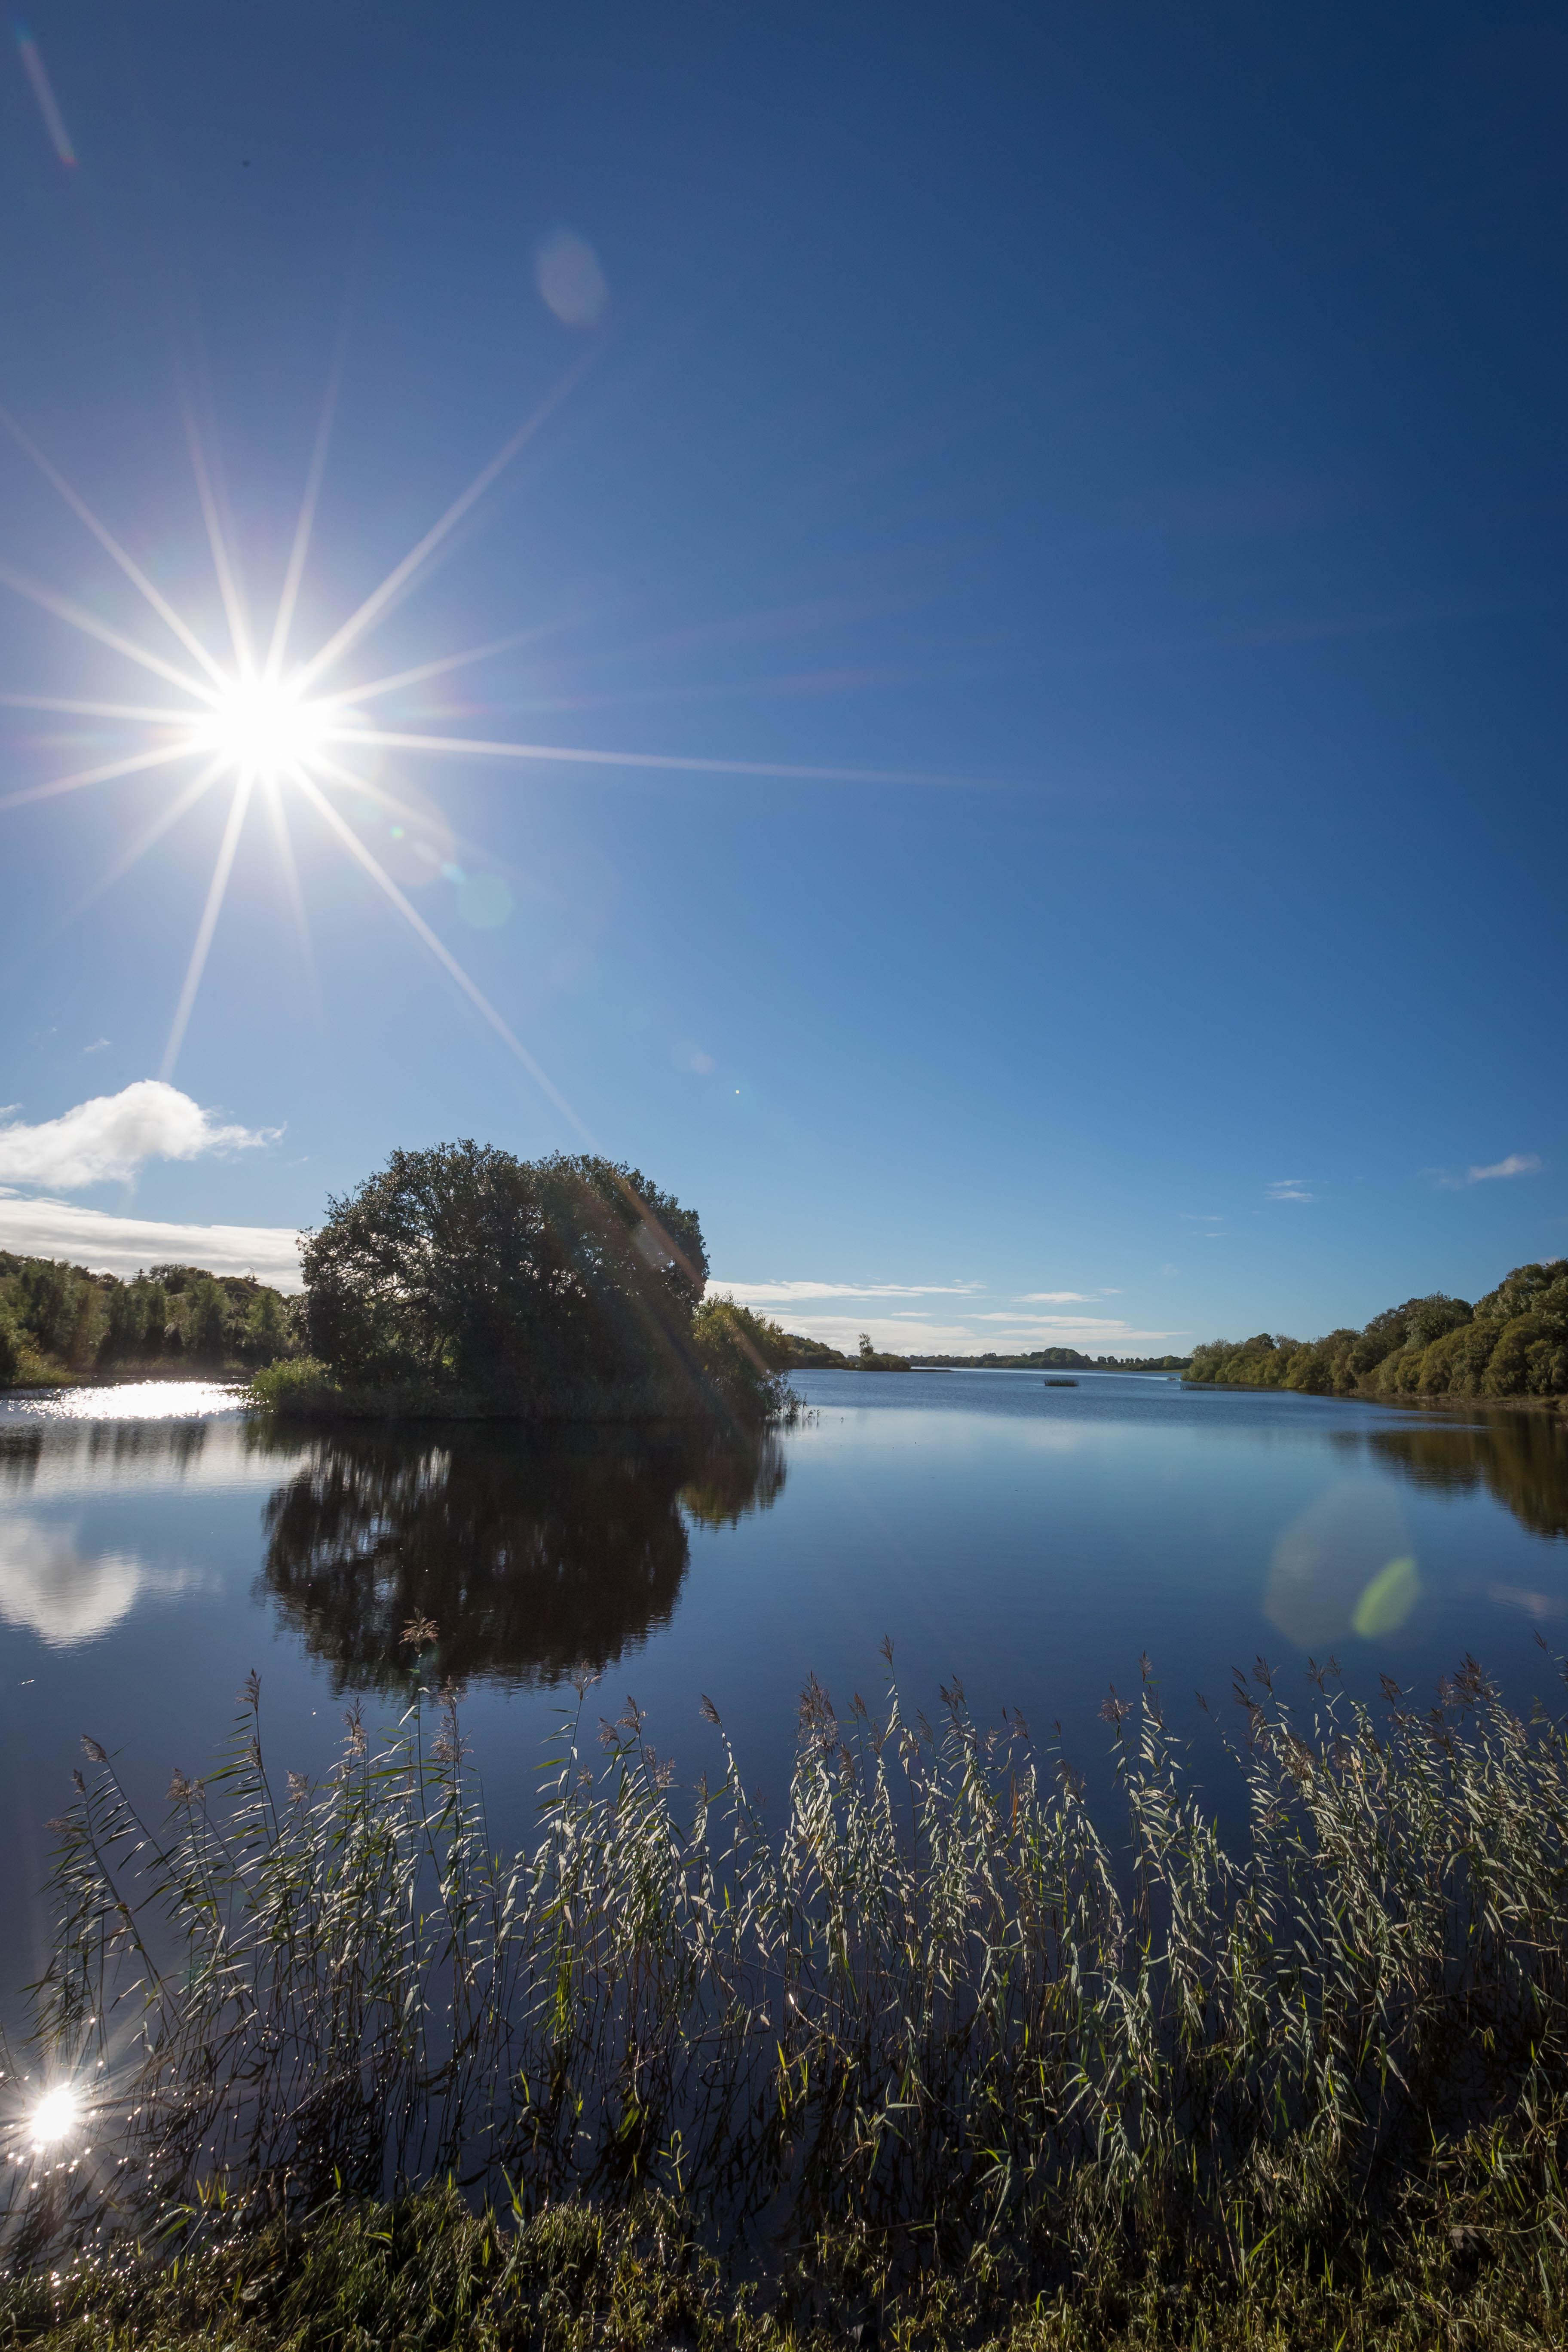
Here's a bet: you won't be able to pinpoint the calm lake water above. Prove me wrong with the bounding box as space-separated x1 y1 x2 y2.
3 1368 1567 2003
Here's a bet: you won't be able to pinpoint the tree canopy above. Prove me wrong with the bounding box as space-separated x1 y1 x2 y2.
0 1250 300 1387
1186 1261 1568 1402
292 1142 785 1422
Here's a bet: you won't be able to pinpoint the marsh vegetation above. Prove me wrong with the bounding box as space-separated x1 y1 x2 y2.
12 1647 1568 2345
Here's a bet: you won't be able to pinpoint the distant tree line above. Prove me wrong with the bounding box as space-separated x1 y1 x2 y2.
908 1348 1193 1372
701 1317 914 1372
0 1252 302 1387
1186 1260 1568 1402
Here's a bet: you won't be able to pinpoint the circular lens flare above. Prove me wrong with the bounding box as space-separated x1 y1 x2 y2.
197 674 329 782
29 2084 79 2148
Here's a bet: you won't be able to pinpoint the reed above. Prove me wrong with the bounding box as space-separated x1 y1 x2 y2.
9 1644 1568 2316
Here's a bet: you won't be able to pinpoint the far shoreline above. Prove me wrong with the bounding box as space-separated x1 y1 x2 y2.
1179 1377 1566 1419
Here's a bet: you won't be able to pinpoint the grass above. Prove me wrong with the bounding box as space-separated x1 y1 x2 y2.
6 2153 1568 2351
7 1648 1568 2343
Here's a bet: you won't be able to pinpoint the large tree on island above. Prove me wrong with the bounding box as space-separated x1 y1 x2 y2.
301 1143 712 1410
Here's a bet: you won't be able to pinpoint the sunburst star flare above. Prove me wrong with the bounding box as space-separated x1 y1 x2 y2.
1 375 957 1117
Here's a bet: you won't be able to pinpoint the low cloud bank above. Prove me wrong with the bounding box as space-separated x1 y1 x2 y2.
0 1196 304 1287
710 1280 1185 1356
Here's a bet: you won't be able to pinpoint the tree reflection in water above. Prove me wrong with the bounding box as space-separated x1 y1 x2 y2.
1355 1409 1568 1542
253 1421 786 1692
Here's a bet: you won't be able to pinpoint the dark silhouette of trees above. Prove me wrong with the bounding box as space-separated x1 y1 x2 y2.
286 1144 789 1422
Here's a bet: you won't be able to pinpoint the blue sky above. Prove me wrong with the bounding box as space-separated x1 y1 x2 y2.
0 1 1563 1354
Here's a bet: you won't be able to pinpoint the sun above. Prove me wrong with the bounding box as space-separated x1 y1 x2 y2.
29 2082 79 2148
0 377 930 1118
193 672 331 786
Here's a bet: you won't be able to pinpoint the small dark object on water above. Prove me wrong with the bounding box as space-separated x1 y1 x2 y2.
1044 1377 1078 1387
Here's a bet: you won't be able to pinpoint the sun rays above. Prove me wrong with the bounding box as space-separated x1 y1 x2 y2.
0 368 943 1119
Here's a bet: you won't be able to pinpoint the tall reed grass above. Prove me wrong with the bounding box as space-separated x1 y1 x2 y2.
10 1645 1568 2298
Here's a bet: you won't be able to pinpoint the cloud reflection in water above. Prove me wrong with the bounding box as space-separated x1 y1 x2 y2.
0 1513 204 1646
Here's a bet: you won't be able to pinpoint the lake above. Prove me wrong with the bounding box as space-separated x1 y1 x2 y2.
3 1367 1567 2007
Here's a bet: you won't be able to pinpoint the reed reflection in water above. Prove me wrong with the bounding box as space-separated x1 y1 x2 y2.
251 1419 787 1693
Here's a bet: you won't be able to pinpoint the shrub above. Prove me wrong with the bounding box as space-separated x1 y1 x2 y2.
251 1356 350 1412
691 1297 796 1421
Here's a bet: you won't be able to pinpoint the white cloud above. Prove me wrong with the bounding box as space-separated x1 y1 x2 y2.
1431 1152 1544 1191
1266 1180 1314 1202
709 1278 982 1304
1017 1290 1098 1303
0 1081 276 1190
1468 1153 1542 1183
0 1197 304 1286
795 1317 994 1351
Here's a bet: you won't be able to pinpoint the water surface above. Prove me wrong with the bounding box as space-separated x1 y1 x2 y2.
3 1368 1566 2003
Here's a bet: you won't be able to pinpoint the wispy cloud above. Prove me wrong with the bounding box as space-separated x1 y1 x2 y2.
1016 1288 1121 1303
0 1196 303 1286
1265 1179 1314 1202
1468 1153 1542 1183
709 1278 982 1304
0 1082 276 1191
1432 1152 1543 1191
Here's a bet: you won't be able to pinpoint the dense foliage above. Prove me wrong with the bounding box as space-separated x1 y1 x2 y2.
0 1251 300 1386
290 1144 787 1423
17 1655 1568 2348
1188 1259 1568 1401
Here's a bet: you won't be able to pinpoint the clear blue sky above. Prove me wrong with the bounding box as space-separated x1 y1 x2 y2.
0 1 1563 1353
